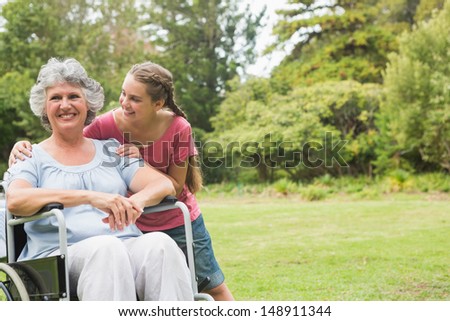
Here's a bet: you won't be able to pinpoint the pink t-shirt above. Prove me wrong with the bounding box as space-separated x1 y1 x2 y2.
83 110 201 231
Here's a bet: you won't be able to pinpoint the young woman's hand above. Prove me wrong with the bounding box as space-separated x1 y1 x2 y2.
116 144 141 158
9 140 33 167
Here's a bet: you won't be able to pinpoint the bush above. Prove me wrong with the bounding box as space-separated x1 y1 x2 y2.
384 169 414 192
273 178 299 195
300 185 328 201
413 172 450 193
199 172 448 201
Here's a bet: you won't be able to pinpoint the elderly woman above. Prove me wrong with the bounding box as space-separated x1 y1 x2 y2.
5 58 193 301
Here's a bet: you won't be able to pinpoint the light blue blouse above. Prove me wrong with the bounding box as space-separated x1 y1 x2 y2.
6 139 144 260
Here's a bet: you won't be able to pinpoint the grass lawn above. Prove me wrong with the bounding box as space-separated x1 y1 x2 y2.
198 193 450 300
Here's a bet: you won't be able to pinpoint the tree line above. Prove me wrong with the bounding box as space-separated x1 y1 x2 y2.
0 0 448 184
207 0 449 183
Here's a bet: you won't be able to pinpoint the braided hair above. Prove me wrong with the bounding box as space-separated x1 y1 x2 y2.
128 62 203 194
128 62 187 118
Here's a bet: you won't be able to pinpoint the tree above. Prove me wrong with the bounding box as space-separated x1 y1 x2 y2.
209 78 382 182
140 0 264 131
0 0 149 166
0 71 36 173
268 0 437 88
0 0 147 104
376 0 450 172
414 0 446 21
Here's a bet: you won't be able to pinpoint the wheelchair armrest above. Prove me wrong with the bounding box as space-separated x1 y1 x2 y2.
142 196 178 215
37 202 64 213
7 202 68 265
9 203 65 225
8 203 64 222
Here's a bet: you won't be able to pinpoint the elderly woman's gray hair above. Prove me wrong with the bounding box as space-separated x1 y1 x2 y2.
30 57 104 131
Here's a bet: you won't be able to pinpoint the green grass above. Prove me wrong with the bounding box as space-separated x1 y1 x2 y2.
199 194 450 300
0 271 5 300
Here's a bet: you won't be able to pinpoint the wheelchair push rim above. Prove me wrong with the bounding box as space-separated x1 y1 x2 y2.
0 262 30 301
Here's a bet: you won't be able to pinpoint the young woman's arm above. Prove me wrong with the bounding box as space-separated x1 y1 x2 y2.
167 160 189 196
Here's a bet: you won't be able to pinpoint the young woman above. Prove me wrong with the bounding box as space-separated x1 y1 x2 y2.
10 61 234 300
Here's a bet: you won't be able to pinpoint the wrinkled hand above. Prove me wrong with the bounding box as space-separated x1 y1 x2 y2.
9 140 33 167
93 193 143 231
116 144 141 158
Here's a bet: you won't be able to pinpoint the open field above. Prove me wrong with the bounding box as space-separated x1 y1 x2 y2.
199 193 450 300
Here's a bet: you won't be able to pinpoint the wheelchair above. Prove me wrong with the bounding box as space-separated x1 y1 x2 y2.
0 180 213 301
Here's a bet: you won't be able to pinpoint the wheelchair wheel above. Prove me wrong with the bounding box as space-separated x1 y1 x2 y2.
0 263 30 301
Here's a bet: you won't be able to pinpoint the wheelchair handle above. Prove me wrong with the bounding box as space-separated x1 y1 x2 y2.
142 196 178 214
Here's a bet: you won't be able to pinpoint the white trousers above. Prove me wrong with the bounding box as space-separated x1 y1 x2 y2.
53 232 193 301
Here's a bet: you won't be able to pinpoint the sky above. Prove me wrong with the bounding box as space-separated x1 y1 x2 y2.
244 0 290 78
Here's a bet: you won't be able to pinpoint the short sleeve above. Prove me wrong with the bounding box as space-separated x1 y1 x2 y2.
99 139 144 187
172 122 198 165
5 152 39 188
83 111 123 142
119 157 144 187
83 117 103 139
84 114 110 140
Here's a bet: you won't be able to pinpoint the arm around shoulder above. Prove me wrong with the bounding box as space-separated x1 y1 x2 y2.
8 140 33 167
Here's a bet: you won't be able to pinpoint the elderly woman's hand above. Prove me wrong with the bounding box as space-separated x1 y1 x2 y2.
91 192 143 230
9 140 33 167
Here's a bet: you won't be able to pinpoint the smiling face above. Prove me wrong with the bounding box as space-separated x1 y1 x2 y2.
45 82 87 133
119 74 162 120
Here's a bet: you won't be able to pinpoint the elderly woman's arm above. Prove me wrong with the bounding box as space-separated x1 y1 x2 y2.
6 179 141 230
7 179 89 216
6 163 175 228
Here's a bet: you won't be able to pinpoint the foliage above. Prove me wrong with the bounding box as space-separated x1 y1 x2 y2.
0 0 448 183
414 0 446 21
269 0 445 88
0 71 38 164
269 0 405 86
18 1 148 99
0 0 153 164
199 172 450 200
299 184 328 201
273 177 300 195
209 79 382 181
140 0 265 131
209 76 275 132
376 0 450 172
0 0 146 84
